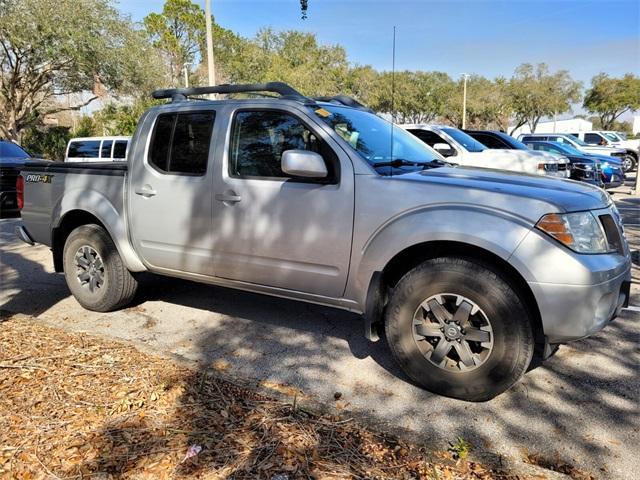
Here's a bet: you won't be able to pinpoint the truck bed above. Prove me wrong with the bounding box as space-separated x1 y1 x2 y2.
20 161 128 247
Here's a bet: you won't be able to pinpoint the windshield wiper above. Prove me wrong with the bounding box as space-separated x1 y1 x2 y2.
372 158 451 169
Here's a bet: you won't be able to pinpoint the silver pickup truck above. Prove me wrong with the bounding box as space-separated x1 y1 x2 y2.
16 83 631 401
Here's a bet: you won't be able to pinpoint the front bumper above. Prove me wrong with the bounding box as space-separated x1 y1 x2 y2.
528 269 631 342
510 205 632 343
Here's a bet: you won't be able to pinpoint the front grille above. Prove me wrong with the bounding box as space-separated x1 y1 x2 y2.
0 168 19 191
558 164 568 171
599 214 624 254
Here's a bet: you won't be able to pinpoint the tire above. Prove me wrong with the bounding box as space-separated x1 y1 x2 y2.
63 224 138 312
385 257 534 402
621 155 636 173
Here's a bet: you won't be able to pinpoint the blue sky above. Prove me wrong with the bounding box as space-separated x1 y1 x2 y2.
119 0 639 85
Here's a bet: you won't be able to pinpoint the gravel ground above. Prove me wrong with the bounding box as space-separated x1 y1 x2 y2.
1 181 638 479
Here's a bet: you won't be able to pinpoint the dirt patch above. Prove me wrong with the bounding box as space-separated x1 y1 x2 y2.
0 314 512 479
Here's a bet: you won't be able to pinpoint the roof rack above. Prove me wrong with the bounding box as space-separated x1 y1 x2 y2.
313 95 373 112
151 82 311 103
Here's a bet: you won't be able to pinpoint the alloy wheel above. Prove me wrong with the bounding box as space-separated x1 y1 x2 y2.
412 293 493 372
74 245 105 293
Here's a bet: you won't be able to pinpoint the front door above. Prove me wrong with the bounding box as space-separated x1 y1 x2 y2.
211 107 354 298
128 108 217 275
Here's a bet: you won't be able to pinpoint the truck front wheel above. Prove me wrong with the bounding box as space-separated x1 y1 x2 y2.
385 257 534 401
63 224 138 312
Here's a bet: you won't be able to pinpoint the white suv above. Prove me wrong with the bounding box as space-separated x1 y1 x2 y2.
570 131 637 172
65 136 130 163
404 125 569 177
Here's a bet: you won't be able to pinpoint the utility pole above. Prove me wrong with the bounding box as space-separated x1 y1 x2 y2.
183 63 190 88
461 73 469 129
204 0 216 87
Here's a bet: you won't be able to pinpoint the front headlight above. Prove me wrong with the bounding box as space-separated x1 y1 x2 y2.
536 212 611 253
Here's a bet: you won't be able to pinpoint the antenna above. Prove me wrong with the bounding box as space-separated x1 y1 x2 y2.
389 25 396 175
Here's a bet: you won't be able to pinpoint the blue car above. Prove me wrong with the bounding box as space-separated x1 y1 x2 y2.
523 140 625 189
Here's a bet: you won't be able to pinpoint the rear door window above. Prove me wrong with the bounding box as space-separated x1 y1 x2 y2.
68 140 101 158
148 111 215 175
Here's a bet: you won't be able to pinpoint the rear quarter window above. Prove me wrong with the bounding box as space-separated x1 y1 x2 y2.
113 141 128 159
68 141 101 158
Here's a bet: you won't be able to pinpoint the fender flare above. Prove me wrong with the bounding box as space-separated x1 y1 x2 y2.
52 188 146 272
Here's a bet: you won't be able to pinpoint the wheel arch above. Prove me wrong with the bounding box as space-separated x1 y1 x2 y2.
52 208 145 273
364 240 544 346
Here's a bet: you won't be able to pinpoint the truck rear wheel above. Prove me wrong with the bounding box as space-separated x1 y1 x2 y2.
63 224 138 312
385 257 534 401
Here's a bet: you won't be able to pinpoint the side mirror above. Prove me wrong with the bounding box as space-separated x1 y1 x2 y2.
433 143 456 157
281 150 328 178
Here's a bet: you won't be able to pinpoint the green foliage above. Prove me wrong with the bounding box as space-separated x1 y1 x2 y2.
448 436 471 460
508 63 581 135
93 99 163 136
0 0 163 140
144 0 206 86
584 73 640 130
72 116 98 138
21 126 71 160
372 71 453 124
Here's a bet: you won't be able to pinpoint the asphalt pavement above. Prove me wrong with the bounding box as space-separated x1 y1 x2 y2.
1 187 638 479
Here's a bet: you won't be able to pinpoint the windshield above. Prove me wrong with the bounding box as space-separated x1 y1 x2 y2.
441 128 486 152
603 132 620 141
311 105 442 174
0 141 30 159
565 134 588 146
548 142 583 156
496 132 529 150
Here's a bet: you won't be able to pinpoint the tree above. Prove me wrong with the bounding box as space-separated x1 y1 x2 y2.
144 0 206 86
584 73 640 129
508 63 581 135
21 126 71 160
371 71 453 123
0 0 162 141
93 99 162 136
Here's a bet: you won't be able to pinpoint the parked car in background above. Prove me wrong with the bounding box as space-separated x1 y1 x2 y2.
65 136 129 163
16 82 632 401
569 131 637 172
404 125 569 177
0 140 31 217
464 129 530 150
517 133 630 170
524 140 625 189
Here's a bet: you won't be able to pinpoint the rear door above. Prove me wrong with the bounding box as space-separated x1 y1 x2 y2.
128 108 217 275
210 105 355 298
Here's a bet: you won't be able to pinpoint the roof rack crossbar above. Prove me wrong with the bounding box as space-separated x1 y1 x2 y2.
152 82 309 102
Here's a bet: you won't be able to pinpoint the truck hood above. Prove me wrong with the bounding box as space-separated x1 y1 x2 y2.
478 148 565 162
396 166 610 219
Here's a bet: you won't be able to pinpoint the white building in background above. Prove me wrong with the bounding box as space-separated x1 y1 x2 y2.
633 115 640 135
509 118 592 138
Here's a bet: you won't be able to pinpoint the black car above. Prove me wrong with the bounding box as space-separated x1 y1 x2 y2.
463 130 530 150
466 130 603 187
0 140 31 217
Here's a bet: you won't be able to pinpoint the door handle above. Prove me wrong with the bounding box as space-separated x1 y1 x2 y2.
134 185 157 197
215 192 242 203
